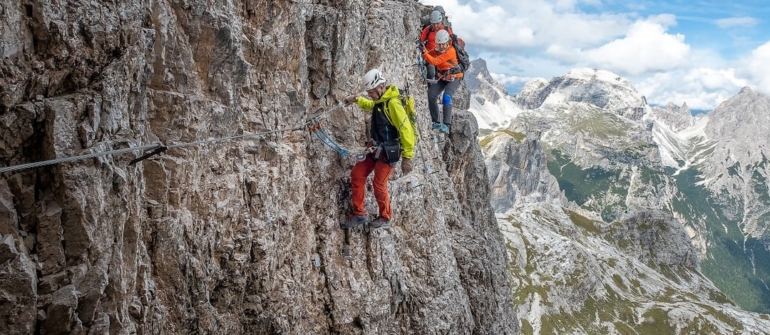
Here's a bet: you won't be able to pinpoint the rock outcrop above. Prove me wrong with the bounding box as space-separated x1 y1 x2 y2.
464 59 522 130
482 132 563 212
464 59 507 101
0 1 516 333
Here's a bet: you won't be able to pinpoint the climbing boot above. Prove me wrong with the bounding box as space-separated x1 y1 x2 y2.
368 217 390 229
432 122 442 131
439 124 450 134
341 215 368 229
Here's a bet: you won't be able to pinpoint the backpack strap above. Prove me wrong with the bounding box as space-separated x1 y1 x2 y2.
384 97 409 131
420 26 431 42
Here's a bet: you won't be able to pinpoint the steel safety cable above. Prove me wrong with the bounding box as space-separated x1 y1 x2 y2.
0 103 349 174
0 143 163 173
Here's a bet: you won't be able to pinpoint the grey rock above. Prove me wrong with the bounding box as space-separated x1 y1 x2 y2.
515 68 644 115
36 198 65 275
462 58 522 130
0 0 516 334
465 59 507 99
700 87 770 232
0 234 16 265
651 102 695 132
42 285 78 334
0 234 38 335
483 132 564 212
610 210 699 269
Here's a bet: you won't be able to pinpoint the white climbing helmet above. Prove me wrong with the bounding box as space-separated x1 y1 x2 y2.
435 30 450 44
430 10 443 24
363 69 386 90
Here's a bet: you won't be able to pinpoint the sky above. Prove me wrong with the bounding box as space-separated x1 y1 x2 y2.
420 0 770 110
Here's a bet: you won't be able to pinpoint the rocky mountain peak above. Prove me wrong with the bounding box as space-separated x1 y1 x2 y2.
464 58 523 130
563 68 630 87
650 101 694 132
514 68 644 116
465 58 507 99
482 130 564 212
699 87 770 192
707 86 770 139
739 86 755 95
469 59 491 78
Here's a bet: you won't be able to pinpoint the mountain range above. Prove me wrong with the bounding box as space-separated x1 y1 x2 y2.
467 59 770 333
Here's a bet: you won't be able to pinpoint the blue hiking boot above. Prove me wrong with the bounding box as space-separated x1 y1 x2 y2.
341 215 368 229
369 217 391 228
438 124 450 134
432 122 442 131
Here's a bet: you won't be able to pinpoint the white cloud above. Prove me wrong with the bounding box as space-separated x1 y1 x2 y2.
422 0 770 109
478 51 573 80
637 68 748 110
643 13 678 28
715 16 759 29
434 0 630 50
490 73 535 86
431 1 686 76
442 2 537 48
581 20 690 75
553 0 602 11
542 17 690 76
743 41 770 96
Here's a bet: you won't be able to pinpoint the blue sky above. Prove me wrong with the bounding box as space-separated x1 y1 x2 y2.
421 0 770 110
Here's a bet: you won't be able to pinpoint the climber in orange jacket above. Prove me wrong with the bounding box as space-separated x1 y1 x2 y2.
420 10 453 53
422 29 463 134
341 69 415 229
420 10 453 81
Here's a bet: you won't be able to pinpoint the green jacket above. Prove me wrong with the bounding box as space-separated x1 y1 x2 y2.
356 85 415 159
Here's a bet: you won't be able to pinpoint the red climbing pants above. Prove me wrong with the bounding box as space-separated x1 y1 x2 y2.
351 155 394 221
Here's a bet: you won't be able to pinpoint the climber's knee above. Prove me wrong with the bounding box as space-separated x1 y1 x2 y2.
442 93 452 105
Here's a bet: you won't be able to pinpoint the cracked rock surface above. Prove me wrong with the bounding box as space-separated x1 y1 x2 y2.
0 1 516 334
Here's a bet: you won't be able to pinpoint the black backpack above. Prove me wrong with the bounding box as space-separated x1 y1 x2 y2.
449 33 470 74
420 16 431 30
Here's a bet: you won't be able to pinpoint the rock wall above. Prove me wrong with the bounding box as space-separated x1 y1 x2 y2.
483 133 564 213
0 0 516 334
610 210 699 269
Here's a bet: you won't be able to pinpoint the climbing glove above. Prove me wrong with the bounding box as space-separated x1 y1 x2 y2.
401 157 413 175
344 95 358 105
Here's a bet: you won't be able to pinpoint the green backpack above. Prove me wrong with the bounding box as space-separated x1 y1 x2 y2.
385 88 420 140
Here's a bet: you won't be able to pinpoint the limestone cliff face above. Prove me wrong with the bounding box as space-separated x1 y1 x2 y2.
481 132 564 213
0 1 516 334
